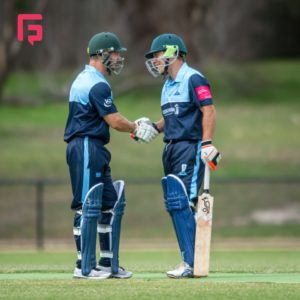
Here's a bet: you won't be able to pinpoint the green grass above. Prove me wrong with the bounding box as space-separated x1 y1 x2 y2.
3 60 300 104
204 60 300 103
0 60 300 240
0 90 299 179
1 180 299 239
0 249 300 299
1 60 300 179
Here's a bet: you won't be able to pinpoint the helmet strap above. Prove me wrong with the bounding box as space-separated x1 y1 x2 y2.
102 53 112 76
162 58 169 79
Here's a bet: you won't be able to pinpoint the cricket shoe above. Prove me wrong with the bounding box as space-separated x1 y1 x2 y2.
73 267 111 279
98 265 133 279
166 262 193 279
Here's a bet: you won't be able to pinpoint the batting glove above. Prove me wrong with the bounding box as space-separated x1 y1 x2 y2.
201 140 221 171
130 117 159 143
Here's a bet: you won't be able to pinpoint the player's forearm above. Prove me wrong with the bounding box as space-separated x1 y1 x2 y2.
155 118 165 133
201 105 216 141
104 113 136 133
114 120 136 132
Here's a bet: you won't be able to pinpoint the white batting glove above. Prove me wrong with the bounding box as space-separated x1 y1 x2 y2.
134 118 161 135
130 117 150 143
201 140 221 171
130 131 146 144
130 117 160 143
134 117 152 125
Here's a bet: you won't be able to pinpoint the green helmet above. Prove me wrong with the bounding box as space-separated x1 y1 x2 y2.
145 33 187 59
87 32 127 56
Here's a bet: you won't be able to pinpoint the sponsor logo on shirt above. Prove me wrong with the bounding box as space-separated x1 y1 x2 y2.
104 98 113 107
162 104 180 116
195 85 212 101
174 104 179 115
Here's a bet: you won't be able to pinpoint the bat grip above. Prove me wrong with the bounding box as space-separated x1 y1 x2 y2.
203 163 210 193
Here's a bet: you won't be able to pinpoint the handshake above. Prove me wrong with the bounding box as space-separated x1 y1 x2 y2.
130 117 160 144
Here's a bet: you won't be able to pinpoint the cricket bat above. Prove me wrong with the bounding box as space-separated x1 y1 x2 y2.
194 163 214 277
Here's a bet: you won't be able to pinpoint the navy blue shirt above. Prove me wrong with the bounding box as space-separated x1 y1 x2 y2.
161 63 213 142
64 65 118 144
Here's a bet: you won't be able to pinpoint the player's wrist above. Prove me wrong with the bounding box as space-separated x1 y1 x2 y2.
152 123 161 133
130 122 137 133
201 139 212 147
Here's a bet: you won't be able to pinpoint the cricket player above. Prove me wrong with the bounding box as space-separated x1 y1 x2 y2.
64 32 159 279
145 33 221 278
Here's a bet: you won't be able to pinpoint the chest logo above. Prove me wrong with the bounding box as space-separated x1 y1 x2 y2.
162 104 180 116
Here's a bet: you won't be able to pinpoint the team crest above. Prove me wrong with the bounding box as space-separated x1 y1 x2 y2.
178 163 187 176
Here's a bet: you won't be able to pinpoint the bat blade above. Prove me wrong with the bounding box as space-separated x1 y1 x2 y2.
194 192 214 277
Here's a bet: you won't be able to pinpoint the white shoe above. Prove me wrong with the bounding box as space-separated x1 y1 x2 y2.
98 265 133 279
73 267 111 279
166 262 193 279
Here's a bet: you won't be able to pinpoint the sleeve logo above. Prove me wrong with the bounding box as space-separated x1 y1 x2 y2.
195 85 212 101
104 98 113 107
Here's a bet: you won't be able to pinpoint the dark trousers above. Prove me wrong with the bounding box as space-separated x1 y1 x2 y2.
66 136 117 211
162 140 204 203
66 136 117 268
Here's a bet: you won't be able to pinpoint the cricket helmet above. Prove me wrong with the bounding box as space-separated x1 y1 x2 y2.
87 32 127 56
87 32 127 75
145 33 187 59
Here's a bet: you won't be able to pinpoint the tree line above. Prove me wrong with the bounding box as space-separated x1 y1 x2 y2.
0 0 299 101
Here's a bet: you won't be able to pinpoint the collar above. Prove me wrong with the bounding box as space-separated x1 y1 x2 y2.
85 64 105 79
172 62 189 83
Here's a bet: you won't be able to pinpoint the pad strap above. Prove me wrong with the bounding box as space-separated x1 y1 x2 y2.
97 224 112 233
100 251 113 259
73 227 81 236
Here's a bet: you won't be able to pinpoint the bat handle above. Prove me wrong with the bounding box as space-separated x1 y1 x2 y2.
203 163 210 193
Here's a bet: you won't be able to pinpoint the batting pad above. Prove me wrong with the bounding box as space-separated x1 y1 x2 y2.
111 180 126 274
162 176 184 254
81 183 103 276
97 180 126 274
164 175 196 267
